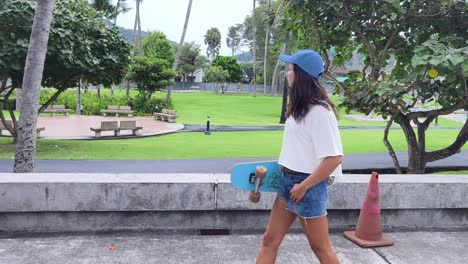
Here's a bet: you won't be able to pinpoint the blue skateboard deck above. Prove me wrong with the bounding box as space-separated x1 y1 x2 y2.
231 161 336 193
230 161 282 193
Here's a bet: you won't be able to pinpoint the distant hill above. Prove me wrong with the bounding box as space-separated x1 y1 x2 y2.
118 27 178 46
235 51 253 62
104 20 177 46
118 26 149 43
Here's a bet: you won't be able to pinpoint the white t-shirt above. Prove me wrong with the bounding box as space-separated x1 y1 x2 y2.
278 104 343 176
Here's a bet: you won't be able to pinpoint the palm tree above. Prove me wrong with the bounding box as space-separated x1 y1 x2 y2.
252 0 257 97
113 0 130 25
91 0 115 18
262 0 272 95
204 28 221 61
14 0 56 173
270 0 286 96
167 0 193 101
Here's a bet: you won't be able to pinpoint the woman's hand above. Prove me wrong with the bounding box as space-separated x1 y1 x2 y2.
290 183 307 204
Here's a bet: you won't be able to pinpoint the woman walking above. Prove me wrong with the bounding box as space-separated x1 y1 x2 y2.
256 49 343 264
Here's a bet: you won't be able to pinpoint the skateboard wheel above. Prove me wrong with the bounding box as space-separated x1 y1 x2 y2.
249 191 261 203
255 166 267 179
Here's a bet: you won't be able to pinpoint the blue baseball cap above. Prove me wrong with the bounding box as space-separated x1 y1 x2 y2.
279 49 324 80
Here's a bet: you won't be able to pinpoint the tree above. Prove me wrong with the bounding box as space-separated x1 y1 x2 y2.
113 0 131 25
90 0 131 98
212 56 243 84
203 66 229 93
226 24 244 56
168 0 193 101
143 31 175 63
204 27 221 61
90 0 115 19
126 56 175 99
239 0 286 94
14 0 56 173
286 0 468 174
176 42 206 82
0 0 132 141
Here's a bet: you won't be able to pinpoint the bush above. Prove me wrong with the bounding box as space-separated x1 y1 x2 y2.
39 89 171 116
129 93 173 115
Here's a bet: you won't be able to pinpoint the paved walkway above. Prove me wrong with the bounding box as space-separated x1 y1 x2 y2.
1 116 183 139
0 231 466 263
0 151 466 173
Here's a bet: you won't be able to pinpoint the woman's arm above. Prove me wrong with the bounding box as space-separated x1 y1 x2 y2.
289 155 343 203
302 155 343 189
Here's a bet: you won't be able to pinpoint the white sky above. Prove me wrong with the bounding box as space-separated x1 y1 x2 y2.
116 0 253 56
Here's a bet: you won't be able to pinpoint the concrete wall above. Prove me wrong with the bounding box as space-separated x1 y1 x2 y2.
1 173 467 233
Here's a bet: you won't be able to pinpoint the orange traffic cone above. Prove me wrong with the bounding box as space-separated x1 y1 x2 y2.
344 172 393 247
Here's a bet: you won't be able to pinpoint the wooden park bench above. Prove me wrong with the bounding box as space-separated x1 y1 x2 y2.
0 120 45 137
90 120 142 137
100 105 134 117
154 109 177 123
42 105 72 116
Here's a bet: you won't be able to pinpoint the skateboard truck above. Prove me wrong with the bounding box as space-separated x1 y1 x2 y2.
250 166 267 203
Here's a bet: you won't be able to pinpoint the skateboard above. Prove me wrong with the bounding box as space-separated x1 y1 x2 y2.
230 161 335 203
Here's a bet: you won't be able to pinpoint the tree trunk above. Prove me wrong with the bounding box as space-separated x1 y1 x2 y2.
132 0 138 50
0 86 18 141
137 0 143 55
271 58 280 96
14 0 55 173
383 113 402 174
279 31 291 124
133 0 143 55
110 85 114 97
263 0 271 95
97 85 101 98
38 85 66 114
397 115 426 174
426 118 468 162
126 80 130 100
113 0 120 25
76 80 81 115
168 0 193 102
252 0 257 97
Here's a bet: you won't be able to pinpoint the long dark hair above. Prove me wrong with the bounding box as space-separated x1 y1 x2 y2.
286 64 338 122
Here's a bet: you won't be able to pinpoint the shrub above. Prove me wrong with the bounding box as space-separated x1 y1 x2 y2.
129 93 173 115
39 89 171 116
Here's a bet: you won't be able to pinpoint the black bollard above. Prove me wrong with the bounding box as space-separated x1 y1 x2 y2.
205 116 211 135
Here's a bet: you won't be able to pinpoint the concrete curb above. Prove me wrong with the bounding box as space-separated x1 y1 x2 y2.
1 173 467 232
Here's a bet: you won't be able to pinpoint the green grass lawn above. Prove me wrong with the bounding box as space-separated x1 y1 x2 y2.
1 110 64 119
3 91 463 127
0 129 465 160
158 92 463 127
433 170 468 174
1 110 16 118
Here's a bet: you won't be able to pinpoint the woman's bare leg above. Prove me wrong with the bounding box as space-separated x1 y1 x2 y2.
256 197 297 264
300 216 340 264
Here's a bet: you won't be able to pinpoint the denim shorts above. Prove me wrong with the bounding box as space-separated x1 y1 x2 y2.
277 171 328 219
